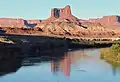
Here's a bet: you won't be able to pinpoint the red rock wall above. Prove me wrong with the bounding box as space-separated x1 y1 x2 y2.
0 18 43 28
0 5 120 29
51 5 72 19
49 5 80 25
88 16 120 26
0 18 24 28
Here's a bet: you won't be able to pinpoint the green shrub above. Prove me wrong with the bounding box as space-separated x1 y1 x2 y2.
101 43 120 65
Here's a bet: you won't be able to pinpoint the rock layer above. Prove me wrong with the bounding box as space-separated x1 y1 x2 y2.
0 6 120 28
0 5 119 38
88 16 120 26
0 18 24 28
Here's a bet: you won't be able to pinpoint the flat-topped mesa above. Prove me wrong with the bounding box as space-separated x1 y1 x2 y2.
0 18 24 28
101 16 120 25
88 15 120 26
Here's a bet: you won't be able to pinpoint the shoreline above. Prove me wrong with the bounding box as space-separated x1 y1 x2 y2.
0 34 117 50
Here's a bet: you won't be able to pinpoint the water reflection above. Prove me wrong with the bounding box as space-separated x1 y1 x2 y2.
1 47 120 79
0 47 22 76
51 52 71 76
109 63 120 76
0 46 90 77
0 46 68 77
50 49 94 76
112 66 117 76
100 48 120 76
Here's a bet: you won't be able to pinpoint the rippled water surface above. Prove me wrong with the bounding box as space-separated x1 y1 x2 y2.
0 48 120 82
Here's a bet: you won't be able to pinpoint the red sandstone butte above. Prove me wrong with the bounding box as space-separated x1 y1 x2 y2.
51 5 72 18
0 5 119 38
0 5 120 37
47 5 80 25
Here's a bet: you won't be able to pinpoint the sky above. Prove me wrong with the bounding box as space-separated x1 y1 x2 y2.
0 0 120 20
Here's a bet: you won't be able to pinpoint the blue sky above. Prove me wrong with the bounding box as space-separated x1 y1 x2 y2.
0 0 120 19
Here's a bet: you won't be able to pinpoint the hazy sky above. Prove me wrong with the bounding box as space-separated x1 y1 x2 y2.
0 0 120 19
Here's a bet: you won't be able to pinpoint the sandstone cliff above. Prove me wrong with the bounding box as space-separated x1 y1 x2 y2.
0 5 119 38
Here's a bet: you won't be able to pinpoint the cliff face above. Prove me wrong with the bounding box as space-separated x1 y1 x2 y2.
46 5 80 25
0 18 41 28
0 18 24 28
0 5 119 38
50 5 77 21
0 5 120 29
51 5 72 18
88 16 120 26
0 5 80 28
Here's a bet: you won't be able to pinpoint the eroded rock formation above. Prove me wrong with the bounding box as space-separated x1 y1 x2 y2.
47 5 80 25
51 5 72 18
0 5 119 38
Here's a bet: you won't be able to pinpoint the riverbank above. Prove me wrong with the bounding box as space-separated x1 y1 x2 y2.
101 43 120 65
0 34 119 50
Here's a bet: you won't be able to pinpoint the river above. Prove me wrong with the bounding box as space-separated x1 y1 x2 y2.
0 48 120 82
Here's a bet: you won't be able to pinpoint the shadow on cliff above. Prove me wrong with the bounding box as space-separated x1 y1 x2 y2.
24 20 37 28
